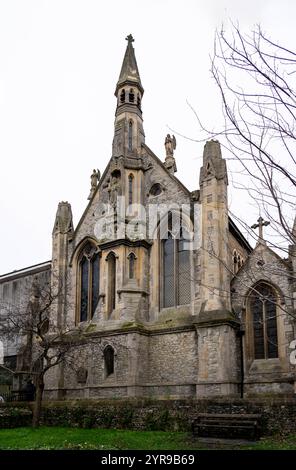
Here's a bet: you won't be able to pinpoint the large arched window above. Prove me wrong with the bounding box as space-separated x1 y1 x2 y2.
249 283 278 359
162 213 191 307
107 252 116 316
78 242 100 322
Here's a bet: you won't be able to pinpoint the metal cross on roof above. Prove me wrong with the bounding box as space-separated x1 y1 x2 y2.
251 216 270 240
125 34 134 44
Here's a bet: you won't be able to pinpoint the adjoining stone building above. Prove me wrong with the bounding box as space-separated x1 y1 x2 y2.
1 35 295 399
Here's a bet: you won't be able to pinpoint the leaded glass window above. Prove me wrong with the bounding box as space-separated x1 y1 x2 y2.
80 257 89 322
250 283 278 359
178 235 191 305
78 243 100 322
91 252 100 316
162 216 191 308
163 235 174 307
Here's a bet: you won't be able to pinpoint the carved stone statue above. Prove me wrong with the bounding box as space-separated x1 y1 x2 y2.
165 134 176 157
108 172 121 207
88 169 101 200
164 134 177 174
91 169 100 189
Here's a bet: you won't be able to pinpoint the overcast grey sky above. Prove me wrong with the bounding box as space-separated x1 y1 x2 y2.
0 0 295 274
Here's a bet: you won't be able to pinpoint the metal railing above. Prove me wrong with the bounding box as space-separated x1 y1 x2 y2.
0 391 35 402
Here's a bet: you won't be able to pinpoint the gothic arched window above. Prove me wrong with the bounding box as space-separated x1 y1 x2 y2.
78 243 100 322
107 252 116 316
104 345 114 377
249 283 278 359
162 213 191 308
128 121 133 151
128 173 134 205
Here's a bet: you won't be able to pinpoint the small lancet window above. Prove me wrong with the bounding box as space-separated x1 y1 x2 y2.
137 94 141 107
129 88 135 103
233 250 238 274
128 173 134 205
237 255 241 269
104 345 114 377
128 252 136 279
128 121 133 151
120 89 125 103
107 252 116 316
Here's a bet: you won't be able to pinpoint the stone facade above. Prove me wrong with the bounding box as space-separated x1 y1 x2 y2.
0 262 51 389
0 36 295 400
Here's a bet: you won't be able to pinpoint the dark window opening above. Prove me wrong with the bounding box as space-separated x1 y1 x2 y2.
80 256 89 322
137 94 141 107
128 174 134 205
128 121 133 151
91 252 100 317
120 89 125 103
104 346 114 376
128 253 136 279
149 183 162 196
129 89 135 103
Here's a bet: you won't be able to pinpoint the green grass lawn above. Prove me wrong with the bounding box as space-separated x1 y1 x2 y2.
0 427 295 450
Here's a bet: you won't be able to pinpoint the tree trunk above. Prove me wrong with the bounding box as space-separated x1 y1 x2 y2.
32 375 44 428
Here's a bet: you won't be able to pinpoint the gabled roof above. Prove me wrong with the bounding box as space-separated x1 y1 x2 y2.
0 261 51 283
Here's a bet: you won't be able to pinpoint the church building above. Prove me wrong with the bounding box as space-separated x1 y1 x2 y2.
0 35 295 399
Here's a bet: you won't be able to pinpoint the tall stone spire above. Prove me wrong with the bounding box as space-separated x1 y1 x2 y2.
113 35 145 157
115 34 143 96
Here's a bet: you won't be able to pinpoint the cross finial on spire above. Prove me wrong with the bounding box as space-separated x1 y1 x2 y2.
251 216 270 241
125 34 134 44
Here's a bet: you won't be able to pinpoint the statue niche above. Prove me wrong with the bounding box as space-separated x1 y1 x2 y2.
108 169 121 208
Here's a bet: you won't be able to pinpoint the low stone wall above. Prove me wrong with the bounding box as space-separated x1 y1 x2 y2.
1 397 296 435
0 405 32 428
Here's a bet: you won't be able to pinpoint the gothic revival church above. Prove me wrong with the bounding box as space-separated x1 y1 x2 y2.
1 36 295 398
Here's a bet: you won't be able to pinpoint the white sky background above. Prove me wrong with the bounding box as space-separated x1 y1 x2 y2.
0 0 295 274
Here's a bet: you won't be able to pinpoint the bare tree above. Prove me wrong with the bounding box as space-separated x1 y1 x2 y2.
193 24 296 253
0 276 83 427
